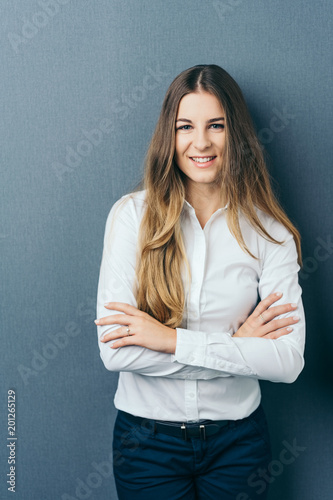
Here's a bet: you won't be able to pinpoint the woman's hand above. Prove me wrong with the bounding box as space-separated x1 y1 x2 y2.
233 292 299 339
95 303 177 354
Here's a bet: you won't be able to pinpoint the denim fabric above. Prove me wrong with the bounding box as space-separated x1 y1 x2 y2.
113 405 272 500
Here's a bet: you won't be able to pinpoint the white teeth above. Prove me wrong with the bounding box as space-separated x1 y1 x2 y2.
191 156 215 163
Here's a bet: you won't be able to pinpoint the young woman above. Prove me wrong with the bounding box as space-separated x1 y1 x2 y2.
95 64 305 500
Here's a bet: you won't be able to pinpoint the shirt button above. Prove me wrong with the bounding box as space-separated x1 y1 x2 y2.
189 393 195 398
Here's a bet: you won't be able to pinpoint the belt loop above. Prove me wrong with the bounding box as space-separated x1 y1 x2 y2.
181 423 187 440
151 419 157 436
141 417 156 436
200 424 206 440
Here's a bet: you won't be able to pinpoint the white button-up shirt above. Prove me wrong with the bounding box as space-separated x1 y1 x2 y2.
96 191 305 422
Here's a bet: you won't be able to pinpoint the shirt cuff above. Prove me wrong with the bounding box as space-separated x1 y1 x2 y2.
174 328 254 376
174 328 207 366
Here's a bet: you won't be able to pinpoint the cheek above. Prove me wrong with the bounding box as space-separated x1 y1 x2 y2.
175 135 189 157
216 135 226 152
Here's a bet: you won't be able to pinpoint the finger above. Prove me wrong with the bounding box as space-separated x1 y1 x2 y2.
259 303 298 323
264 326 294 340
103 302 145 317
255 292 283 318
261 315 300 335
95 314 133 326
100 326 133 343
110 336 138 349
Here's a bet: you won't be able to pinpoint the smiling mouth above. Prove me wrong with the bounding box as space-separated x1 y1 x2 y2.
190 156 216 163
189 156 217 168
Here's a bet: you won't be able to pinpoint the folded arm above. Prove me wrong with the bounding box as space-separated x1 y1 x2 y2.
97 199 305 384
174 224 305 383
96 196 231 379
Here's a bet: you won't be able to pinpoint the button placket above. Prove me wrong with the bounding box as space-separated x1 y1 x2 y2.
187 216 206 329
184 379 199 421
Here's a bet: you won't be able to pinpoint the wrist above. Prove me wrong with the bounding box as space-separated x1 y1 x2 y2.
167 327 177 354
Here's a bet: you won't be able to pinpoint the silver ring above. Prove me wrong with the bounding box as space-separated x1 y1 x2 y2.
259 313 265 322
126 327 130 336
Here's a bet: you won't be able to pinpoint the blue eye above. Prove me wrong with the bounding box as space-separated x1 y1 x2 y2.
210 123 224 129
176 125 192 131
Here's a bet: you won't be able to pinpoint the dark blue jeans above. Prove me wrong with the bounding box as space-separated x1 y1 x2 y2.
113 404 272 500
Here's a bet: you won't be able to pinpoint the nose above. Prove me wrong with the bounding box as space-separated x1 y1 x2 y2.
192 127 211 151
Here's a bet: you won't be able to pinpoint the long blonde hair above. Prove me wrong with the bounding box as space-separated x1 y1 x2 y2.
136 64 302 328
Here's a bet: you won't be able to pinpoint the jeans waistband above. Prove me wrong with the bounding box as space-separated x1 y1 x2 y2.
118 410 233 440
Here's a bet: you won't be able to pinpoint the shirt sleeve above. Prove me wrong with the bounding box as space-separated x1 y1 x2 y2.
96 195 230 380
174 219 305 383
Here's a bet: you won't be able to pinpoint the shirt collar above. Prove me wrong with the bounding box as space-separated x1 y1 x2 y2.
183 199 228 213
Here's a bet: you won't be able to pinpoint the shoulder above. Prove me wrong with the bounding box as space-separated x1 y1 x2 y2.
102 190 147 244
239 207 292 241
254 208 293 241
107 190 147 224
257 209 294 245
238 207 295 262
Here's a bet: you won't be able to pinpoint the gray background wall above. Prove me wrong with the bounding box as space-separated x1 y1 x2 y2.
1 1 332 499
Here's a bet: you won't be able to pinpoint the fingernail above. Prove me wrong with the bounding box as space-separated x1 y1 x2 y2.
292 315 300 320
286 327 293 332
275 292 283 296
104 302 110 307
94 319 100 325
291 303 297 308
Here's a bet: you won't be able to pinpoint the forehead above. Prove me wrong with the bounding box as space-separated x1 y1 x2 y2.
176 91 224 118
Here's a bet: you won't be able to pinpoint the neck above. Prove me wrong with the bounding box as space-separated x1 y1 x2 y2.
185 182 227 228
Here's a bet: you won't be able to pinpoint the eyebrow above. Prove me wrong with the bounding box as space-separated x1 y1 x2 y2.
176 117 225 123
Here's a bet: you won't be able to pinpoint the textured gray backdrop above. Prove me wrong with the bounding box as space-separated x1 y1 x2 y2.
1 1 332 499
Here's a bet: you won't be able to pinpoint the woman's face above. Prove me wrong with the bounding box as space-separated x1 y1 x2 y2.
175 91 226 191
